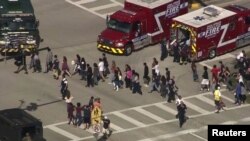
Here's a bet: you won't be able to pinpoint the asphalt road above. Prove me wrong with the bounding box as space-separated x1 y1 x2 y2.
0 0 250 141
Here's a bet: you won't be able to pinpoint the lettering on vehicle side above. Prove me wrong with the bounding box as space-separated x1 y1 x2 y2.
165 0 180 18
197 22 237 48
205 21 221 38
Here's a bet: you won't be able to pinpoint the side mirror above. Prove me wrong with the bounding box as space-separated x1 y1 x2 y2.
106 15 110 25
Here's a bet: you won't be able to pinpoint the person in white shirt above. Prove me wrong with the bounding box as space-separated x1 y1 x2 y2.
98 58 105 82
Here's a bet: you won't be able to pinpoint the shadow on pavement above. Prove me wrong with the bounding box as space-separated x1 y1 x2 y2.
19 99 62 111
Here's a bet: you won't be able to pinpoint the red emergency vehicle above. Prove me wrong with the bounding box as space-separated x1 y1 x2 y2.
97 0 188 55
170 5 250 61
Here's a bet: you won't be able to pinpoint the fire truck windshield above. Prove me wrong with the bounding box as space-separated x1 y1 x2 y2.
0 20 36 31
107 19 132 33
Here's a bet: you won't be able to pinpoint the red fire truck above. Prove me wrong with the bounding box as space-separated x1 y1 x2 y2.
97 0 188 55
170 4 250 61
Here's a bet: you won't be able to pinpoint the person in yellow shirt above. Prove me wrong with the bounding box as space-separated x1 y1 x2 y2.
214 85 221 113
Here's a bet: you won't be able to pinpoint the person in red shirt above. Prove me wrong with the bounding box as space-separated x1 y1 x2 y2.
211 65 220 83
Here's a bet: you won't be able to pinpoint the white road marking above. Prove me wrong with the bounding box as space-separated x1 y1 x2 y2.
110 0 123 6
75 0 97 5
70 104 250 141
196 95 215 106
112 111 146 127
44 90 224 128
137 116 250 141
137 128 202 141
199 53 235 69
65 0 123 19
134 108 166 122
44 121 68 128
189 133 207 141
46 125 81 140
240 117 250 122
65 0 106 19
184 100 210 114
110 123 124 131
154 103 177 115
90 3 119 11
220 94 235 103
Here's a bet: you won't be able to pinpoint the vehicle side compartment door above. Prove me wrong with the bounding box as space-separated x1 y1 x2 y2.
132 21 150 50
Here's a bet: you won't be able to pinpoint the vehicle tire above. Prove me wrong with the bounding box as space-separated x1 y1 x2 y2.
125 44 132 56
209 49 216 59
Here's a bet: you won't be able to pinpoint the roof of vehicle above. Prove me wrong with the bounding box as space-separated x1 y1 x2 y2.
224 5 249 14
173 5 237 28
126 0 173 9
0 108 42 127
0 0 34 16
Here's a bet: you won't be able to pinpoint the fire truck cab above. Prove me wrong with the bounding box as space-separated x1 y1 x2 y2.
97 0 188 56
171 5 250 61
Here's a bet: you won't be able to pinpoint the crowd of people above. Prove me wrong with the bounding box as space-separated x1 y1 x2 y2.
13 47 250 130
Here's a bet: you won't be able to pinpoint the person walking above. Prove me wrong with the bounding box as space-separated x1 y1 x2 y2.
124 64 132 88
176 101 187 128
173 42 180 63
86 64 93 87
14 52 28 74
80 57 87 80
89 96 94 109
234 82 242 105
191 61 198 81
102 53 110 77
143 62 150 87
67 102 75 125
201 66 210 91
52 55 60 79
60 75 68 100
214 85 222 113
74 102 83 127
93 63 99 85
160 39 167 61
165 67 171 81
62 56 71 77
33 53 41 73
83 105 91 129
102 116 112 139
44 48 53 73
98 58 105 82
211 65 220 83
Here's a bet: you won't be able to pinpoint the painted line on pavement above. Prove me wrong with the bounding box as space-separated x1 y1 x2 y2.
110 0 123 6
90 3 120 11
65 0 106 19
110 123 124 131
184 100 210 114
154 103 177 115
196 95 215 106
112 111 146 127
134 107 166 122
199 53 235 69
70 104 250 141
189 133 207 141
46 125 81 140
44 90 226 128
137 116 250 141
75 0 97 5
221 94 235 103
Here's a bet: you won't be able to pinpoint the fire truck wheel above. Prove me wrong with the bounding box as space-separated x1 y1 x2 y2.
125 45 132 56
209 49 216 59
